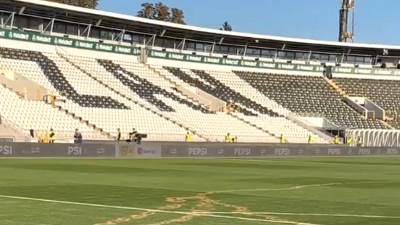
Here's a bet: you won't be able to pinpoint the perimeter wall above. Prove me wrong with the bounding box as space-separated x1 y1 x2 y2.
1 142 400 158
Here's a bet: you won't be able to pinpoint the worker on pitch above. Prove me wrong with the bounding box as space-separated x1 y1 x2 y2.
74 128 83 144
333 135 340 144
185 131 193 142
49 128 55 143
280 134 288 144
116 128 122 142
224 133 237 143
307 134 313 144
347 135 353 146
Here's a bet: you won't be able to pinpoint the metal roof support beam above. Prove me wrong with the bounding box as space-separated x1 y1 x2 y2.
340 53 345 64
80 24 92 38
86 24 92 38
119 29 125 42
211 42 216 55
243 44 248 57
145 34 156 47
218 37 224 45
18 6 26 15
112 29 124 42
160 29 166 37
49 18 54 34
95 19 102 26
152 34 156 47
374 55 379 65
4 12 15 28
181 38 186 51
176 38 185 50
307 50 312 63
42 18 55 34
145 35 152 47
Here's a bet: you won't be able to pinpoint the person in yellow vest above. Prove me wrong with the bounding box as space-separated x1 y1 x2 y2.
347 135 353 146
185 131 193 142
39 131 49 144
307 134 313 144
37 133 43 143
225 133 232 143
280 133 285 144
333 135 340 144
232 136 238 143
51 95 56 107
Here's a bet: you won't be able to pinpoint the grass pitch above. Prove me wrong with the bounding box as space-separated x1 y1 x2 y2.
0 157 400 225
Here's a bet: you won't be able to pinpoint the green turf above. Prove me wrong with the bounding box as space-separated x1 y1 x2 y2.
0 157 400 225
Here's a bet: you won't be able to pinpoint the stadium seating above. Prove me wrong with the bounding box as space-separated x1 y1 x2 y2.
152 66 328 143
0 38 349 143
0 47 193 141
98 59 210 113
0 48 127 109
98 58 283 142
334 77 400 128
46 50 274 142
0 81 99 140
235 71 387 129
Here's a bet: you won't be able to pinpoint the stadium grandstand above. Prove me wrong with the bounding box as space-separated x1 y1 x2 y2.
3 1 400 225
0 0 400 147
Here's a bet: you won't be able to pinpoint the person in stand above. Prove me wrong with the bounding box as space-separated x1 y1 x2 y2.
307 134 313 144
185 131 193 142
129 128 144 144
333 135 340 144
30 129 35 138
129 128 138 142
347 135 353 146
49 128 55 143
38 132 43 143
43 131 50 144
232 136 238 143
74 128 82 144
224 133 232 143
116 128 122 142
280 133 285 144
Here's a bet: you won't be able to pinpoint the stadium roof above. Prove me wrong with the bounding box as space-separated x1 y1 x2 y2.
5 0 400 56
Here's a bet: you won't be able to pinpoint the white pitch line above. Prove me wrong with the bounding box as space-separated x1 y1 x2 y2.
0 194 316 225
208 182 343 194
208 181 386 194
0 194 399 223
200 212 400 219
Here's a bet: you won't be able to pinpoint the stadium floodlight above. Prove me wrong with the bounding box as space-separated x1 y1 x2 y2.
339 0 355 42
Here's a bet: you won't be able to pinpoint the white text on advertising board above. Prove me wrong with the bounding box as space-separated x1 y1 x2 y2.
32 35 52 43
68 146 82 156
0 145 13 155
11 32 29 40
188 147 207 156
274 148 290 156
234 148 251 156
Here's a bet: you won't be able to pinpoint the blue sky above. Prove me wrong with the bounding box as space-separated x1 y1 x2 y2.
99 0 400 45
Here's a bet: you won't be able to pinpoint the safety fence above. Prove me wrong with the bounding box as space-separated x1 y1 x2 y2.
1 142 400 158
